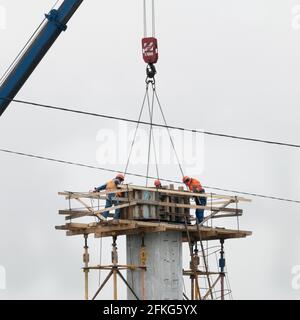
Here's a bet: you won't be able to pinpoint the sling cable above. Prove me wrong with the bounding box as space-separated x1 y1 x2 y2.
124 0 185 187
140 1 214 299
124 2 213 299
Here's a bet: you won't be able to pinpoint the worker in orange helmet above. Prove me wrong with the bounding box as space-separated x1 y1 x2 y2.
154 179 162 188
182 176 207 224
94 173 125 220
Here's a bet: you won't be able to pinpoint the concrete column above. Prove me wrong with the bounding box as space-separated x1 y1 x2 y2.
126 231 183 300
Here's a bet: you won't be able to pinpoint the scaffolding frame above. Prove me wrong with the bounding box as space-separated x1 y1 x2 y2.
56 185 252 300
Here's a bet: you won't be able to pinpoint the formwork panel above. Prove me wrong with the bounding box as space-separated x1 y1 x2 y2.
126 231 183 300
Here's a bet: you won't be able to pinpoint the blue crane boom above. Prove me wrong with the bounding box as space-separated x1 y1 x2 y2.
0 0 84 116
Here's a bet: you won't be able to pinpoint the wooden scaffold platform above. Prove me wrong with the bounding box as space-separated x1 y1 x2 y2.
56 184 252 300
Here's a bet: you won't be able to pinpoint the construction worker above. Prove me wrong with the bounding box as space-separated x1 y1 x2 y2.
94 174 125 220
154 179 162 188
183 176 207 224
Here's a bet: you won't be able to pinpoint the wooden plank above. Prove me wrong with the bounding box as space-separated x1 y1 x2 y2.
94 224 137 233
120 185 251 202
58 218 252 240
65 223 89 229
58 218 250 234
74 198 94 213
59 189 132 199
164 186 170 221
94 201 137 216
212 213 243 219
198 200 234 226
65 212 96 221
65 225 252 241
66 230 87 236
65 213 95 221
94 226 167 238
169 184 176 222
177 186 186 223
63 201 137 221
136 199 242 214
55 225 69 230
206 200 235 206
59 187 251 202
59 209 87 215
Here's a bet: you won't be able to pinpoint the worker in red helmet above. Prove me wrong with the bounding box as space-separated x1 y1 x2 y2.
183 176 207 224
154 179 162 188
94 174 125 220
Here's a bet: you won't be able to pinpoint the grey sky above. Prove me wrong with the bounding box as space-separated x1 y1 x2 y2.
0 0 300 299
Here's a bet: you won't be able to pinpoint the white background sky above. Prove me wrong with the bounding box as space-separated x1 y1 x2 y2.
0 0 300 300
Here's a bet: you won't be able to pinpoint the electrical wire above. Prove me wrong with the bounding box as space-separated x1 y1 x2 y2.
2 97 299 149
1 148 300 204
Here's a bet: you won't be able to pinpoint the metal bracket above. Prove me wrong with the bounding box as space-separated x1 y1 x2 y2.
45 9 67 31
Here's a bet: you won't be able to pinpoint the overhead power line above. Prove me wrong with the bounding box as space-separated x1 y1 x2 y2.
0 148 299 204
1 97 300 149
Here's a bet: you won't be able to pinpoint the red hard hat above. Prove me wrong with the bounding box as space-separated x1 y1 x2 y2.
116 173 125 181
183 176 190 183
154 179 161 187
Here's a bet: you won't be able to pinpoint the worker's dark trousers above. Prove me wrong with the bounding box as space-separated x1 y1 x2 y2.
103 194 120 219
195 190 206 223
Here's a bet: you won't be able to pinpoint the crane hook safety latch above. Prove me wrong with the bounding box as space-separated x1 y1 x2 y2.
142 37 158 64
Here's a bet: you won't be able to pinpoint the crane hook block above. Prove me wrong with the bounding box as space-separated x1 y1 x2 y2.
142 37 158 64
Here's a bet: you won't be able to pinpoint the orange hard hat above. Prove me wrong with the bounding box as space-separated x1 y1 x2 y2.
154 179 162 187
116 173 125 181
183 176 190 183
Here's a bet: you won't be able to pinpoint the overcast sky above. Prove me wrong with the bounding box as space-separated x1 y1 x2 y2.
0 0 300 300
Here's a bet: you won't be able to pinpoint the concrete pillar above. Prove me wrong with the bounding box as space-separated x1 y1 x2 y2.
126 231 183 300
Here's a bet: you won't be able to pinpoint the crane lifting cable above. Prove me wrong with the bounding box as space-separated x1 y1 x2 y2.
142 0 158 82
123 1 185 186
